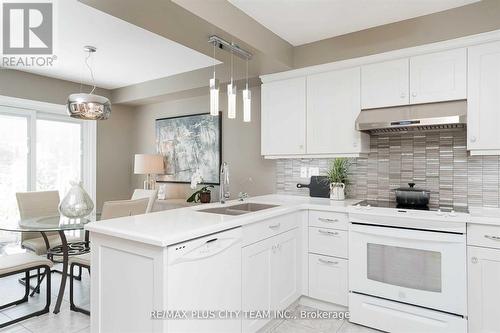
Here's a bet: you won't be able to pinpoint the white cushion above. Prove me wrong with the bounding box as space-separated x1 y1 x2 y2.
0 253 53 276
22 235 82 255
69 253 90 267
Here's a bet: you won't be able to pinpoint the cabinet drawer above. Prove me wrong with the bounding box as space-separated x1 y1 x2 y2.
468 224 500 249
308 254 348 306
243 212 299 246
309 227 348 258
308 210 348 230
349 293 466 333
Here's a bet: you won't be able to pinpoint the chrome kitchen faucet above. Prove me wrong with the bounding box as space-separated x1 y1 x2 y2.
219 162 230 204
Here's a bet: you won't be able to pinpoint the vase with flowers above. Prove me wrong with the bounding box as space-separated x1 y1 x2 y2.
326 158 350 201
187 170 214 203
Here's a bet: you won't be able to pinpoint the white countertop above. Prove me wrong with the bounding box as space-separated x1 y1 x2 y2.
85 194 500 247
85 194 359 247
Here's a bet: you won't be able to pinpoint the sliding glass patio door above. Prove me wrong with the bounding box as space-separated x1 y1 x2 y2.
36 118 82 198
0 104 93 227
0 113 29 223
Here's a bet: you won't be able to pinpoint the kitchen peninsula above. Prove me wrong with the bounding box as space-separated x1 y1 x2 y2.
85 193 489 333
85 195 358 333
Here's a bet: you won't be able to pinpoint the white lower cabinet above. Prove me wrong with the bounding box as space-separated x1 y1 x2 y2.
242 228 300 333
307 211 349 306
242 235 273 333
271 229 300 310
468 245 500 333
308 253 348 306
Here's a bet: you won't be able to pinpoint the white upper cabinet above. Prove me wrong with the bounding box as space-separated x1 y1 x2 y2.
361 58 409 109
261 69 368 157
467 41 500 154
361 49 466 109
409 48 467 104
307 68 369 155
261 77 306 156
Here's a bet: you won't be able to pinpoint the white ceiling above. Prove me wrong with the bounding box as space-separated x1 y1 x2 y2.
5 0 218 90
229 0 481 46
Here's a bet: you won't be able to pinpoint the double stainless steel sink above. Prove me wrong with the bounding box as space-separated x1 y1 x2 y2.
197 203 279 216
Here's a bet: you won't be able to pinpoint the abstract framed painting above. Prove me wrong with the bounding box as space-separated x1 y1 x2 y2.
155 112 221 185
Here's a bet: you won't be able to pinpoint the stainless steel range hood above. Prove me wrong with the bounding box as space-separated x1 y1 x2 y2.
355 100 467 133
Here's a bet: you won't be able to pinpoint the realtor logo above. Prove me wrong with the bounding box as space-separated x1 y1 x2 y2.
2 2 53 54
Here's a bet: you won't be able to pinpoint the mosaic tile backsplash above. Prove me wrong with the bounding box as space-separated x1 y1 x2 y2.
276 129 500 209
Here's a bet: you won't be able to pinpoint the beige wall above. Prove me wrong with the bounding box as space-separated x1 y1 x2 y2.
96 105 135 210
0 68 109 104
130 86 275 201
293 0 500 68
0 69 132 210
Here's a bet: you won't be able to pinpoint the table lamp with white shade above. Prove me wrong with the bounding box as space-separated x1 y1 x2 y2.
134 154 165 190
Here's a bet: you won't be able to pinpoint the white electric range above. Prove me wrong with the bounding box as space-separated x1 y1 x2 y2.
347 200 470 333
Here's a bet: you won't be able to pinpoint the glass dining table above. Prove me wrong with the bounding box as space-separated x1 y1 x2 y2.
0 215 95 314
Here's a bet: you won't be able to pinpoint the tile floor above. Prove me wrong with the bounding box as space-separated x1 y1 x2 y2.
0 264 90 333
0 258 377 333
258 304 380 333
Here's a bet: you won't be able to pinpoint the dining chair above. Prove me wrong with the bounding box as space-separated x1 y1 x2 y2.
16 190 82 293
100 197 150 220
0 253 52 328
16 191 62 255
69 197 149 315
131 188 158 213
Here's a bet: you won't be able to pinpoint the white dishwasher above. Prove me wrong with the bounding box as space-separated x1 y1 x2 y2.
167 227 242 333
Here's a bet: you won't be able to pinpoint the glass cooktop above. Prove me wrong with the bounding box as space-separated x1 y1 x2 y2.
354 200 469 214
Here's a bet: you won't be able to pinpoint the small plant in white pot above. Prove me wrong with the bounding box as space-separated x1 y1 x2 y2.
326 158 350 201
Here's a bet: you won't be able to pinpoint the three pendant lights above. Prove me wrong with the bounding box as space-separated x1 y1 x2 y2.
209 36 252 122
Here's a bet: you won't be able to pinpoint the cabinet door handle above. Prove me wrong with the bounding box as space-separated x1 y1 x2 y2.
269 223 281 229
318 217 339 223
411 92 417 97
470 136 477 143
318 229 338 236
484 235 500 241
318 258 338 265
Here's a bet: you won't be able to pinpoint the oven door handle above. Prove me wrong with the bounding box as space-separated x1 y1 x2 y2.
350 224 465 243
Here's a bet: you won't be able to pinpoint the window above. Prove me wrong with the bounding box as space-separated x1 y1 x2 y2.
0 100 96 229
0 113 28 222
36 119 82 197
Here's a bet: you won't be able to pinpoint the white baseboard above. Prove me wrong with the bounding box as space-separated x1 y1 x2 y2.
298 295 348 312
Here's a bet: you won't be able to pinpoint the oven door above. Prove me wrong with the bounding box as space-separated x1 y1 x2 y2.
349 223 466 315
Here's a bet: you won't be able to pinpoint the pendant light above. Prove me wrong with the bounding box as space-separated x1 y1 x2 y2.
227 49 236 119
207 35 252 122
67 46 111 120
209 41 219 116
242 58 251 122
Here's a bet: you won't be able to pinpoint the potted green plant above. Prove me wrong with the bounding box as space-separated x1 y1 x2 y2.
326 158 350 201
